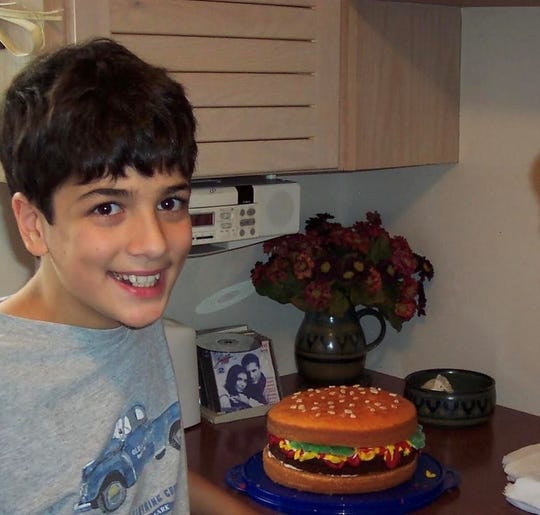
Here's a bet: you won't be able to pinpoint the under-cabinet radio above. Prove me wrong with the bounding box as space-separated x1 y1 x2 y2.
189 177 300 248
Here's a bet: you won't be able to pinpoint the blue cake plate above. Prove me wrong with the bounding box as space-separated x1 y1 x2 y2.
226 452 460 514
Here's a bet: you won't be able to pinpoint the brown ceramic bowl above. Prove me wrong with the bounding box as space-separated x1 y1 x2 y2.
404 368 496 427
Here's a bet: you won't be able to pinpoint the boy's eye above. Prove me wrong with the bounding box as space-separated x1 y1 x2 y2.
158 197 184 212
93 203 122 216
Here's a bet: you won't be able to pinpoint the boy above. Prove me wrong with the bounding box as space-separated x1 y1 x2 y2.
0 38 257 514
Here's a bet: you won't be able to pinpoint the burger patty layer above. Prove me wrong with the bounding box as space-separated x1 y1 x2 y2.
267 436 418 476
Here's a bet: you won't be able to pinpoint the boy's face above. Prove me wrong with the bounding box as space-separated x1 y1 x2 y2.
34 167 192 329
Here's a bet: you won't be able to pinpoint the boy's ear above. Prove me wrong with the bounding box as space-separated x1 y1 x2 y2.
11 192 49 257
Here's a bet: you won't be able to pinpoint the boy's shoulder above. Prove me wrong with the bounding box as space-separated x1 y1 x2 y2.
0 308 142 346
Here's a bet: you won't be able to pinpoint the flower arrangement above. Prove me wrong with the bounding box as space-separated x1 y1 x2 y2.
251 212 434 331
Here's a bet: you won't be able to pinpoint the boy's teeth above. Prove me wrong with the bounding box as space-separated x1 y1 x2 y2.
113 272 160 287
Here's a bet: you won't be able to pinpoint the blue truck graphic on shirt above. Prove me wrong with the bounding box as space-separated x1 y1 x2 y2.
75 402 182 513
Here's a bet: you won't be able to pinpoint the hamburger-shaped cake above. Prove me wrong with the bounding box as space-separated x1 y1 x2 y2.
263 385 425 494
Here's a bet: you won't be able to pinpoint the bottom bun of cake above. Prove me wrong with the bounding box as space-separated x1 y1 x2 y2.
263 447 418 494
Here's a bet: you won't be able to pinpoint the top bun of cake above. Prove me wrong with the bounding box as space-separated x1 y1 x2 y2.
267 385 417 448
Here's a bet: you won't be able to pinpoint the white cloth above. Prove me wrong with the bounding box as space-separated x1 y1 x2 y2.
503 444 540 514
505 478 540 515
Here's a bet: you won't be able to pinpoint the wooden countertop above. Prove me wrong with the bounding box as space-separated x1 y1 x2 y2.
185 371 540 514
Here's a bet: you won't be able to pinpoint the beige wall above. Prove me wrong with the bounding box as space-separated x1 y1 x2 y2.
1 7 539 415
370 7 540 415
0 185 33 291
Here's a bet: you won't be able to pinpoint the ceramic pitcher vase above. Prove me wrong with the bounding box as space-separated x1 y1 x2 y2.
294 307 386 385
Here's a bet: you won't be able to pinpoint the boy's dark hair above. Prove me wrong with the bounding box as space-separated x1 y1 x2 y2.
0 38 197 223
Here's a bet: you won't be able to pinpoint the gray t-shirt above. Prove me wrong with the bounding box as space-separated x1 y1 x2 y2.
0 314 189 514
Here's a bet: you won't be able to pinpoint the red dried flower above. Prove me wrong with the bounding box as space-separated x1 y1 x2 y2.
400 277 419 301
366 268 383 294
394 301 417 321
251 212 434 331
390 236 417 276
293 252 315 280
304 280 332 311
250 262 266 285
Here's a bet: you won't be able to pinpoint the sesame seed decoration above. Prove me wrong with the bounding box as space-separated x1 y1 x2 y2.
283 385 406 419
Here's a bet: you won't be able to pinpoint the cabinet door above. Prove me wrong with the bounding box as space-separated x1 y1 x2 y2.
67 0 340 179
340 0 461 170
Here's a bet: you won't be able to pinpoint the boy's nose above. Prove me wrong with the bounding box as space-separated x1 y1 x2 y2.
127 212 167 258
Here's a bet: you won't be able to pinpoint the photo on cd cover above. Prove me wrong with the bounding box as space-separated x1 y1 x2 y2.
214 342 280 413
198 333 281 414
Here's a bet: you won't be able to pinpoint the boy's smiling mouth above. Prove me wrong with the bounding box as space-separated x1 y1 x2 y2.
111 272 161 288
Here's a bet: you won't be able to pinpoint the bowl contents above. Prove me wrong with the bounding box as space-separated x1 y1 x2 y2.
263 385 425 494
421 374 454 393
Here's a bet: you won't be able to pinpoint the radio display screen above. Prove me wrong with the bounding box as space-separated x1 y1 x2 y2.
191 212 214 227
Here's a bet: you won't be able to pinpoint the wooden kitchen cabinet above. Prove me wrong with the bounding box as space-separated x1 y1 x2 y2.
0 1 532 181
66 0 461 176
65 0 341 179
339 0 461 170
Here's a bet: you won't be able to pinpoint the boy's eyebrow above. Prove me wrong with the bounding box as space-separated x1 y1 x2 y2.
165 183 191 195
78 187 129 200
77 182 190 201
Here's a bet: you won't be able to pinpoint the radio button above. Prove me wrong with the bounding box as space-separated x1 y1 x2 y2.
247 208 256 216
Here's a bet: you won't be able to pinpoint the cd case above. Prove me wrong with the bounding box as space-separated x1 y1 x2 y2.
196 325 281 424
